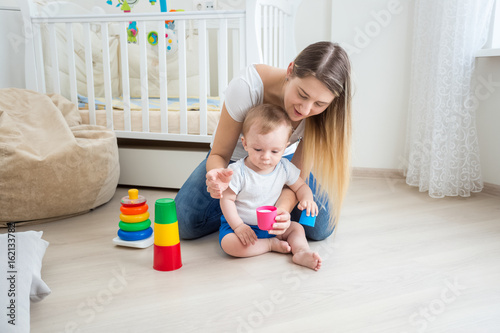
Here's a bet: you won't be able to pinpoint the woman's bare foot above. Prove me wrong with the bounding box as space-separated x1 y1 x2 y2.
270 238 292 253
292 250 322 271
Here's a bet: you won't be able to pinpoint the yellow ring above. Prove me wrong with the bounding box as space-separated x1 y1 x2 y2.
120 212 150 223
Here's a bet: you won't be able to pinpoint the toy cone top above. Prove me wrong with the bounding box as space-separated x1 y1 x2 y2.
121 0 131 12
121 189 146 207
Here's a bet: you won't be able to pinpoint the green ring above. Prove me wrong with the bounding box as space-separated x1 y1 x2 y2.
119 219 151 232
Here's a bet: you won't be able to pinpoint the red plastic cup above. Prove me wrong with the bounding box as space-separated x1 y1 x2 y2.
256 206 277 231
153 243 182 271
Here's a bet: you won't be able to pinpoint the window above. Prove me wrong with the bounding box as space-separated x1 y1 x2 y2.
476 0 500 57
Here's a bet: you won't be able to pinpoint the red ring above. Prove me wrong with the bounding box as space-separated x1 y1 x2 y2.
121 200 146 207
120 203 148 215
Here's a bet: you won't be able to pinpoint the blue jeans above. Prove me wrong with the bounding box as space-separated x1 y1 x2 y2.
175 155 335 241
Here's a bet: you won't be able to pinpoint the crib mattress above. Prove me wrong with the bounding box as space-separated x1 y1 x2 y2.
78 95 221 135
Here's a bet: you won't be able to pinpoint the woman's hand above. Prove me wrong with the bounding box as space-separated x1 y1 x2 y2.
234 223 257 246
206 168 234 199
269 208 291 235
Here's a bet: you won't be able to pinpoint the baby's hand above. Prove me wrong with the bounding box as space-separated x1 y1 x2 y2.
298 200 318 217
233 224 257 246
269 208 291 235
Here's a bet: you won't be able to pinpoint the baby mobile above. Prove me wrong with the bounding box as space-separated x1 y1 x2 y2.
106 0 181 51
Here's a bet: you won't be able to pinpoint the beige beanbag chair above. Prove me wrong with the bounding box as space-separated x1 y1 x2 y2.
0 88 119 224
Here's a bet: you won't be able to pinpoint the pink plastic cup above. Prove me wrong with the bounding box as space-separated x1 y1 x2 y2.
256 206 277 231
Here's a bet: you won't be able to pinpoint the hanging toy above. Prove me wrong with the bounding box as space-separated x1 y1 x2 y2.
118 0 140 43
145 1 180 52
165 9 184 30
119 0 133 12
163 9 184 52
159 0 167 12
127 21 138 43
148 31 158 45
164 29 177 52
148 28 177 52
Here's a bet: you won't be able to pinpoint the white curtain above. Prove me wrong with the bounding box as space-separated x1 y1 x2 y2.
405 0 494 198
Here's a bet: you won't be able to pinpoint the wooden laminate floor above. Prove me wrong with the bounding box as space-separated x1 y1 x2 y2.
15 177 500 332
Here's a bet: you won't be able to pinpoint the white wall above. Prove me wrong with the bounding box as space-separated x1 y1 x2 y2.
324 0 499 185
300 0 500 185
475 56 500 185
293 0 413 170
294 0 331 50
329 0 413 170
0 0 18 7
0 4 25 89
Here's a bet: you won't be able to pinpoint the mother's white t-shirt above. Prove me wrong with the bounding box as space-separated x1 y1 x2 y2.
211 64 305 162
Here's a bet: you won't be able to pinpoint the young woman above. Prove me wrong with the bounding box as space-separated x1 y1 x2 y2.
175 41 352 241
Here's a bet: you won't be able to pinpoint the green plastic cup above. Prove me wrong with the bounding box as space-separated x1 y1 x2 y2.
155 198 177 224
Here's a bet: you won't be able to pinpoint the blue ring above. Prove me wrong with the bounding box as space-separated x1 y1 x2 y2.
118 227 153 241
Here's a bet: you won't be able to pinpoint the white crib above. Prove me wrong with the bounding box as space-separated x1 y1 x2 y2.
18 0 299 188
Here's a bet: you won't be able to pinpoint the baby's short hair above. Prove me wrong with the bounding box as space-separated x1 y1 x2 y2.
242 104 293 138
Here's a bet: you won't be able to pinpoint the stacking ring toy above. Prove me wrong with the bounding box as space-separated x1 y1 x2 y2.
120 204 148 215
118 227 153 241
120 211 150 223
119 219 151 232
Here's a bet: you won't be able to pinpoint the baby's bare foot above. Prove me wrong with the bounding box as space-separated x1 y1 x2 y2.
270 238 291 253
292 250 322 271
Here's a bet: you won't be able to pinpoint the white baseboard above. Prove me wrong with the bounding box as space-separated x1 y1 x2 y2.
352 167 500 197
352 167 405 179
118 146 209 189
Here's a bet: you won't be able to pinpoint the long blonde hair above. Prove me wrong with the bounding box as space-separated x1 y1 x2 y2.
292 42 352 229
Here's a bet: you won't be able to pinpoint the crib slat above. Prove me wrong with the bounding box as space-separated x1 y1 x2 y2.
33 24 46 93
83 23 96 125
279 10 284 68
101 22 113 129
158 20 168 133
138 21 150 133
48 23 61 94
268 7 273 66
206 31 211 96
273 7 278 67
178 20 188 135
119 21 131 131
65 23 77 105
231 28 238 80
262 6 268 64
198 20 208 136
239 17 245 69
218 19 228 101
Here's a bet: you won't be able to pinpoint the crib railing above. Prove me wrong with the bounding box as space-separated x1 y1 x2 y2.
19 0 296 143
251 0 294 68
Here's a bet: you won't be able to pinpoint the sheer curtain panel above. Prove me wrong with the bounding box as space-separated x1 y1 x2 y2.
405 0 494 198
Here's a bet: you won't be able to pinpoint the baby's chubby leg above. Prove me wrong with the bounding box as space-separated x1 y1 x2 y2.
280 222 322 271
221 233 291 258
